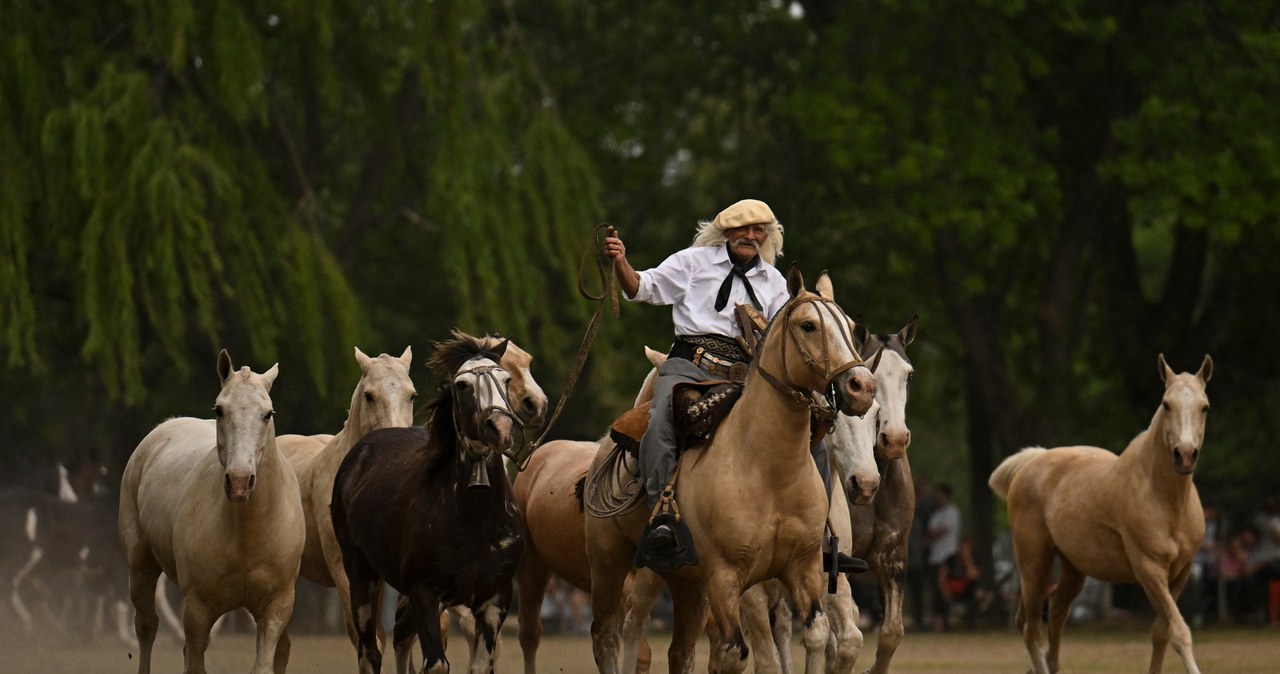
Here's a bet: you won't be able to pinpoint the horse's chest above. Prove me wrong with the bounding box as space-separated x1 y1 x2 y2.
396 508 523 600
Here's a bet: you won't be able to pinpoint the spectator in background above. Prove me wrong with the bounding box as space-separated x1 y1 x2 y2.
1253 494 1280 625
937 534 984 629
1220 528 1259 623
906 476 937 631
924 483 960 632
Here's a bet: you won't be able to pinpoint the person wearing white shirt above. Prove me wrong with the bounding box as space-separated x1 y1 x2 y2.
605 198 866 575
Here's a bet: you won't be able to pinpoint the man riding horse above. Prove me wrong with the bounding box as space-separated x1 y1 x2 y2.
604 198 869 574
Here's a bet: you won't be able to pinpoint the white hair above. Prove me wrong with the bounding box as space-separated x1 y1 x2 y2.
690 219 785 265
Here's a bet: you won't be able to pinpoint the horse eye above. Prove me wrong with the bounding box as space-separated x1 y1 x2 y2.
410 392 418 402
212 406 223 418
264 410 275 421
801 321 816 332
363 391 374 403
1161 401 1171 411
1202 404 1210 413
455 380 471 392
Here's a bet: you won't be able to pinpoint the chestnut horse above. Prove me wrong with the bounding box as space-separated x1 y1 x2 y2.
332 332 524 674
119 350 304 674
586 268 876 674
990 354 1212 674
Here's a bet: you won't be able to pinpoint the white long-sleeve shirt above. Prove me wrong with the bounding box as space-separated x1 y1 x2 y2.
630 245 789 338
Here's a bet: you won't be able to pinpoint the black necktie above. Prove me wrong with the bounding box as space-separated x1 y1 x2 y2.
714 248 762 312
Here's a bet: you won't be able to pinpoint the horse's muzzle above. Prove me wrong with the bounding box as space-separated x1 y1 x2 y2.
847 475 880 506
224 469 256 502
836 366 877 418
1172 445 1199 475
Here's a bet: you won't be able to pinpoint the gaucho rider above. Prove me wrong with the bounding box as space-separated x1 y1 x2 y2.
604 198 869 574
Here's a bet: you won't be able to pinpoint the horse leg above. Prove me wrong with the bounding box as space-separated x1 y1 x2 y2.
739 583 782 674
1013 538 1054 674
392 595 418 674
249 585 296 674
825 573 862 674
402 590 446 674
180 596 219 674
346 564 385 674
515 553 551 674
1134 558 1201 674
782 564 830 674
622 569 661 674
464 598 508 674
772 590 796 674
586 535 632 674
669 575 716 673
1044 561 1086 674
864 559 904 674
125 562 161 674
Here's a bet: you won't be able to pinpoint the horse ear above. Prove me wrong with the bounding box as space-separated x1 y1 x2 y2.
815 270 834 300
1157 353 1174 385
852 314 869 350
399 345 412 367
354 346 372 369
644 345 667 367
786 263 804 298
262 363 280 390
492 338 510 359
1196 354 1213 385
899 315 919 347
217 349 234 383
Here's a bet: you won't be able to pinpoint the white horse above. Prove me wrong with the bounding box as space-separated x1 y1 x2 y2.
119 350 304 674
277 346 417 646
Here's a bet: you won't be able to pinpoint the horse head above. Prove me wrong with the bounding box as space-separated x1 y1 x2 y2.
213 349 279 502
830 398 882 505
756 267 875 418
430 331 519 485
496 340 548 430
855 316 917 461
352 346 418 432
1156 353 1213 475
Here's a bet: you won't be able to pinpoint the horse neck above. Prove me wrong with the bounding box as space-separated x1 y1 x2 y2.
729 367 813 466
1119 409 1194 505
323 395 372 461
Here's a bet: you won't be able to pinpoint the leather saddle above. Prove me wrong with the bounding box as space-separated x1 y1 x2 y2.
609 381 743 456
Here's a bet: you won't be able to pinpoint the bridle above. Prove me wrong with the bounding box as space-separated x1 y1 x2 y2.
450 358 522 487
754 293 865 423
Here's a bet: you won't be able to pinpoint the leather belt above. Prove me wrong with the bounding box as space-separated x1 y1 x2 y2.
669 339 749 383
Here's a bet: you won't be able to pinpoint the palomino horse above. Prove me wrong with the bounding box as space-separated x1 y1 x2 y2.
586 268 876 674
119 350 304 674
331 332 525 674
989 354 1212 674
277 346 417 646
736 395 883 674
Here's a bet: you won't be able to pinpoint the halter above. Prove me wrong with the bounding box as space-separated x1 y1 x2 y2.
450 358 522 487
753 293 864 419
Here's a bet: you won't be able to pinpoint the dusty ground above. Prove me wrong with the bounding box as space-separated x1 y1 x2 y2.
7 624 1276 673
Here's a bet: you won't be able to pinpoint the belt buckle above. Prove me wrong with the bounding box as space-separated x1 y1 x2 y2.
728 362 748 382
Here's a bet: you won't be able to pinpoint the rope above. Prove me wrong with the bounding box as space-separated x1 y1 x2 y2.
514 223 620 470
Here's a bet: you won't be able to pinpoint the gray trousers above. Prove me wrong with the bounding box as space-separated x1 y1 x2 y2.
640 357 832 506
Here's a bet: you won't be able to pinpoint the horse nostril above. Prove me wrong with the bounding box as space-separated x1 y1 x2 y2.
224 474 232 494
248 474 256 491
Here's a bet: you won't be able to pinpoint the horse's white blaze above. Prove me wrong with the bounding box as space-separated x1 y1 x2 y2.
830 398 881 505
873 348 913 458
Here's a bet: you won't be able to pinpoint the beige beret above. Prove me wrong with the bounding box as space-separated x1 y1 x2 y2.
712 199 777 231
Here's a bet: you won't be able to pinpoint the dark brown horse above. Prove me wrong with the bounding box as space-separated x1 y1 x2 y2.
331 332 524 674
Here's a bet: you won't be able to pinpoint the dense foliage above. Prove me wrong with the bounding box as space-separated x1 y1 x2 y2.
3 1 1278 564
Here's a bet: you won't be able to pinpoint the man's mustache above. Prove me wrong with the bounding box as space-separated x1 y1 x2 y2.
731 238 761 252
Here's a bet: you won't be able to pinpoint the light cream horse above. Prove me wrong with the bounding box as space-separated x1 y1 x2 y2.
119 350 304 674
277 346 417 646
586 268 877 674
989 354 1212 674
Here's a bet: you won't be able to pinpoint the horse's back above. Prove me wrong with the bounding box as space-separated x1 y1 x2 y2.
514 440 596 589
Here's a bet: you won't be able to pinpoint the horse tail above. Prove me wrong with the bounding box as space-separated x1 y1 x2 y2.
989 446 1047 501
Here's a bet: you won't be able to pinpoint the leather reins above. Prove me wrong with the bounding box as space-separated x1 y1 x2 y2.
753 293 865 420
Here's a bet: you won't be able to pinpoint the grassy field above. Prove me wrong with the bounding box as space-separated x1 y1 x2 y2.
10 624 1276 673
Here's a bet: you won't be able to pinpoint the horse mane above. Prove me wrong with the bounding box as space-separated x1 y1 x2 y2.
427 329 507 378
